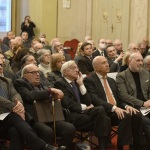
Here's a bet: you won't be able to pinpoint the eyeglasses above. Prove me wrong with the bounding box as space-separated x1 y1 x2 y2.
26 70 40 75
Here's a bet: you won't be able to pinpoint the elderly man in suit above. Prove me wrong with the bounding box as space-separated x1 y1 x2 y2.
54 60 112 150
0 61 65 150
84 56 143 150
14 64 75 150
116 52 150 143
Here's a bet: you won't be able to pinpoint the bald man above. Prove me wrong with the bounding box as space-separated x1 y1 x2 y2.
116 52 150 144
84 56 143 150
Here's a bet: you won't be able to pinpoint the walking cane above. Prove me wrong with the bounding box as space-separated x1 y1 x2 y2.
52 98 57 146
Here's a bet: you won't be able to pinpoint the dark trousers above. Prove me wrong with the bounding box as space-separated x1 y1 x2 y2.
0 112 46 150
109 111 142 146
32 121 75 150
72 106 111 138
142 113 150 142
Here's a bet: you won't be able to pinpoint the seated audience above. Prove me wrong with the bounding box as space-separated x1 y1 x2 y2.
48 53 65 87
52 41 71 61
0 64 64 150
11 48 29 73
21 31 31 49
14 64 75 150
13 54 52 87
74 42 83 64
119 51 131 72
38 49 51 78
0 38 9 54
144 55 150 72
4 39 17 61
105 45 123 72
77 42 94 75
113 39 123 55
116 52 150 144
127 43 140 53
15 36 23 47
54 60 112 150
84 56 143 150
2 31 15 47
92 38 107 58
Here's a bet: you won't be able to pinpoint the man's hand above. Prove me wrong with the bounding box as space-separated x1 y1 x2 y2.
13 98 25 120
126 106 139 115
114 107 128 119
51 88 64 100
86 104 94 110
143 100 150 107
76 72 83 86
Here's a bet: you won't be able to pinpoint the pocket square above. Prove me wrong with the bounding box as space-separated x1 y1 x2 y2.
146 79 149 82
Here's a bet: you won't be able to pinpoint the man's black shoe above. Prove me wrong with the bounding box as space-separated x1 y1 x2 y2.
42 144 66 150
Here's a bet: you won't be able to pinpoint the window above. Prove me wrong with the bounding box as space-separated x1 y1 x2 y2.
0 0 11 32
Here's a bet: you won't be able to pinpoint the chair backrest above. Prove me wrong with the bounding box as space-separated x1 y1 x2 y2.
34 100 64 123
64 39 79 59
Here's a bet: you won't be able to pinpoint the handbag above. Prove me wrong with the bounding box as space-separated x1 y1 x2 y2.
34 100 64 123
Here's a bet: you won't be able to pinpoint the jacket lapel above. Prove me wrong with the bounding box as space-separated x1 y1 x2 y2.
62 78 79 102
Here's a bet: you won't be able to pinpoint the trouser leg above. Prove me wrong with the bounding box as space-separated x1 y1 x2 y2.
3 113 46 150
32 122 54 144
54 121 75 150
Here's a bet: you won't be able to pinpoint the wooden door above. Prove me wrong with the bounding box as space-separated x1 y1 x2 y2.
92 0 130 50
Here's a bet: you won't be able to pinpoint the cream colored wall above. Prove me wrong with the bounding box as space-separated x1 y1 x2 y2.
129 0 148 44
57 0 92 43
12 0 150 46
29 0 57 42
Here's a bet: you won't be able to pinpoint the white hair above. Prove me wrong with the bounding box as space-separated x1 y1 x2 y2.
61 60 76 76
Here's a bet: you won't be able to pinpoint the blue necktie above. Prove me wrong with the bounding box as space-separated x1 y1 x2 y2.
0 86 9 99
70 82 80 103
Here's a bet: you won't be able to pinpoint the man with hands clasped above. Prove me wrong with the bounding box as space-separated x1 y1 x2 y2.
84 56 143 150
54 60 112 150
116 52 150 144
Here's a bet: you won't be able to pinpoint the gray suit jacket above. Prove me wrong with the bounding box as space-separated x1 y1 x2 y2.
0 77 23 114
116 68 150 107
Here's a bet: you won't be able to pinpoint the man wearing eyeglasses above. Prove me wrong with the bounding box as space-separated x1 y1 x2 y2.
14 64 75 150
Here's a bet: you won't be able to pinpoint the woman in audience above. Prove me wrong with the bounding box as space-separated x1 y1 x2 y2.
38 49 51 78
11 48 29 73
21 15 36 40
74 42 83 64
119 51 131 72
47 53 65 87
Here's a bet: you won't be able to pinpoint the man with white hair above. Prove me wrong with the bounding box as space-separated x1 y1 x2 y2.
54 60 111 150
116 52 150 144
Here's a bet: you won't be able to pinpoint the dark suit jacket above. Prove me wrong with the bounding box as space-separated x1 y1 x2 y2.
77 55 94 74
106 57 122 72
92 49 107 58
14 78 51 119
54 77 92 123
116 68 150 108
84 72 129 113
0 77 22 114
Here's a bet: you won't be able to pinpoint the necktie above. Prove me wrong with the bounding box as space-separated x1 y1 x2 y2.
0 86 9 99
101 51 104 56
70 82 80 103
102 77 116 105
